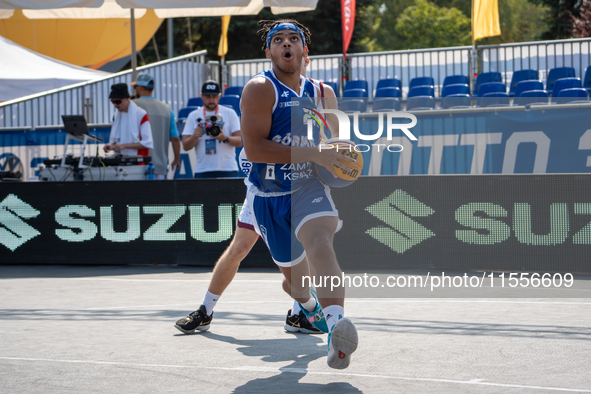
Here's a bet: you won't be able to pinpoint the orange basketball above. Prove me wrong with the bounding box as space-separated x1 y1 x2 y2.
314 139 364 188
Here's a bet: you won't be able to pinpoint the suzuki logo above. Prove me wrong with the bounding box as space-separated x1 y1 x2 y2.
0 194 41 251
365 190 435 253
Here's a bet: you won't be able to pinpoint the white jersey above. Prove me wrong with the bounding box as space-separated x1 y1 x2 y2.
183 105 241 174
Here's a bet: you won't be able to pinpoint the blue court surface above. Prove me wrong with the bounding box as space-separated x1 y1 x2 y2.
1 265 590 393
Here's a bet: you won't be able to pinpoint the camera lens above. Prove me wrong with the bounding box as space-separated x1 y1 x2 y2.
208 126 221 136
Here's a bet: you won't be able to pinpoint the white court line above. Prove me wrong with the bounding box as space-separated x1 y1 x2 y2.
0 278 279 283
0 356 589 392
81 300 591 310
7 299 587 311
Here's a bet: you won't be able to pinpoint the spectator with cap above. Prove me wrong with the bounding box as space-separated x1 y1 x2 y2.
132 73 181 180
104 83 153 157
182 80 242 178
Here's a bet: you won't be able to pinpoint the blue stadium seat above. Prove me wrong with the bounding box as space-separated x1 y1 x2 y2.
224 86 243 96
177 106 198 134
344 80 369 93
343 88 368 98
546 67 576 91
514 90 549 106
178 106 198 121
372 98 401 111
441 94 471 109
443 75 469 87
556 88 589 104
376 78 402 90
375 87 401 98
551 77 582 101
478 92 510 107
338 99 366 113
441 83 469 97
583 66 591 94
474 72 503 95
406 96 435 110
408 86 435 98
514 80 544 98
509 69 539 96
219 95 241 116
187 97 203 107
409 77 435 89
321 81 339 96
477 82 506 97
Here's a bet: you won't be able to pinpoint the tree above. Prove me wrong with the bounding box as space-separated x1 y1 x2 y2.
475 0 550 45
357 0 416 52
531 0 578 40
134 0 376 67
570 0 591 37
394 0 472 49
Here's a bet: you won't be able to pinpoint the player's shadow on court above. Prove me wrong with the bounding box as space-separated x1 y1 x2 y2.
203 332 362 394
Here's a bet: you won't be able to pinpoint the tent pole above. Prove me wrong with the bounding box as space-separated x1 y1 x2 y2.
130 8 138 82
167 18 174 59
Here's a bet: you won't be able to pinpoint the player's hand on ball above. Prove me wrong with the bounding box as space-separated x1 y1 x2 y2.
314 146 355 178
314 140 364 188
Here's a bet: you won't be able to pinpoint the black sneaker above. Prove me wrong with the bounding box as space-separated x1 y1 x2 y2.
174 305 213 334
284 309 323 334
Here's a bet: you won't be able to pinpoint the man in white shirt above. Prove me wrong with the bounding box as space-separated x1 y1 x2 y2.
104 83 154 157
182 80 242 178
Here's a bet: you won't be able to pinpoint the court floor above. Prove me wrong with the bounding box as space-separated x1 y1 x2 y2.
0 265 590 393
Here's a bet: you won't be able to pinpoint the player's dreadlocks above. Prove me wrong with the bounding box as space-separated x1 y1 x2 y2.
257 19 312 50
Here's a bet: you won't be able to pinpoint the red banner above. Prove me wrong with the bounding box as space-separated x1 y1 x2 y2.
341 0 355 59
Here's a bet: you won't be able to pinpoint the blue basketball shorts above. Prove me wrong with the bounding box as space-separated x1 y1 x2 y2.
246 179 342 267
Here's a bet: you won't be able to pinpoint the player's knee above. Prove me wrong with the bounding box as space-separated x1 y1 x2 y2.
228 240 252 259
302 232 332 252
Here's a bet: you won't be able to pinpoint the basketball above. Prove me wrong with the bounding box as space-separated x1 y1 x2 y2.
314 139 364 188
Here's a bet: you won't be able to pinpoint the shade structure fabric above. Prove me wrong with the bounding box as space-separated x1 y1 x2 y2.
0 0 318 18
0 35 108 101
0 10 162 69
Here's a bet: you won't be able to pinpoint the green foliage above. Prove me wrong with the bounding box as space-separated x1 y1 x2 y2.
531 0 578 39
476 0 550 45
135 0 374 67
358 0 416 52
129 0 555 70
394 0 472 49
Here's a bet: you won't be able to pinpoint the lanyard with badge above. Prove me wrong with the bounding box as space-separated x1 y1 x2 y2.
203 106 219 155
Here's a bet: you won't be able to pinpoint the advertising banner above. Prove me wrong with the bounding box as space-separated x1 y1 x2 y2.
1 176 590 275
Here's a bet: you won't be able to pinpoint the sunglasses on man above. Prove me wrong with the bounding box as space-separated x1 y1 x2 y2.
111 99 122 105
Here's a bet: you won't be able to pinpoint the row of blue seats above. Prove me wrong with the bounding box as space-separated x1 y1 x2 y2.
340 66 591 99
339 91 590 113
178 95 241 124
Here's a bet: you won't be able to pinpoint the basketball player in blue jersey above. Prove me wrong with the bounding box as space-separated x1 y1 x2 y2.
240 19 358 369
174 57 338 336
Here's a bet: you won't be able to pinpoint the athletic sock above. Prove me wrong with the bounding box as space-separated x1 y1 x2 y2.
291 300 301 316
202 291 220 316
300 297 317 313
323 305 344 333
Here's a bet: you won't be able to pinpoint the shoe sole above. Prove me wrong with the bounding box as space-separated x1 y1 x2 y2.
174 323 211 334
284 323 323 334
327 318 358 369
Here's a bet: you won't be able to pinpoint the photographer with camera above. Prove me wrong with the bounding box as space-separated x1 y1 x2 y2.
182 80 242 178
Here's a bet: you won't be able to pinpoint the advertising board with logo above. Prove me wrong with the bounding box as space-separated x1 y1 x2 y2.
1 176 589 273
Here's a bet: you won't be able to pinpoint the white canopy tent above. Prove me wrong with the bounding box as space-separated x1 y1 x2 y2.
0 35 108 101
0 0 318 79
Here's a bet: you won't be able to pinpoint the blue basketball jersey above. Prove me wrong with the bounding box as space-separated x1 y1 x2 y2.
247 69 321 194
